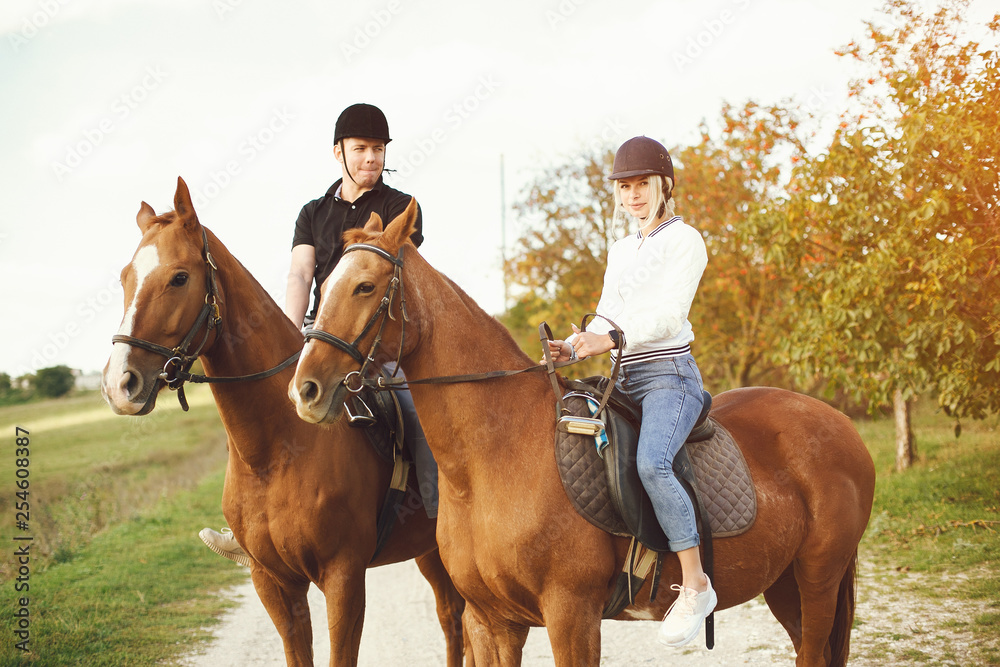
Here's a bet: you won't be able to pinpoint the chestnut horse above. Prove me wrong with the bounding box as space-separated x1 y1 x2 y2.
101 179 466 667
289 200 877 667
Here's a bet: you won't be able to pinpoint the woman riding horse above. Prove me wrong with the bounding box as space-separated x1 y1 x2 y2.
547 136 715 648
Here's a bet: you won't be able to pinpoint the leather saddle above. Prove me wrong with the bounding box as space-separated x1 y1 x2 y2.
561 376 714 552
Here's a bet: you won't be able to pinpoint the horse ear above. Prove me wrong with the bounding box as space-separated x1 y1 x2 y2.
136 201 157 232
364 211 384 234
385 198 419 251
173 176 201 230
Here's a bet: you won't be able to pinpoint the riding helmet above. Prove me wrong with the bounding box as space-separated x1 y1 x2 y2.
334 103 392 144
608 136 674 185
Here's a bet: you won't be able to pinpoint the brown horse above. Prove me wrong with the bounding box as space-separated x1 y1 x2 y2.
288 199 877 667
101 179 466 667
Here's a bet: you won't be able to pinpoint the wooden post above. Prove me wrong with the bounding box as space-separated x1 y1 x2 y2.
894 388 916 471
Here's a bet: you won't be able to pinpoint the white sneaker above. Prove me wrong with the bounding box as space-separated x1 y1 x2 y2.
657 576 717 648
199 527 252 567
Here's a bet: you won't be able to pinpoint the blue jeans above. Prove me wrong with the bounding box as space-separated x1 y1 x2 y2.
617 355 704 552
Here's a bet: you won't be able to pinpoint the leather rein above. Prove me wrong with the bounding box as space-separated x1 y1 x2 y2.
302 243 621 413
111 228 300 411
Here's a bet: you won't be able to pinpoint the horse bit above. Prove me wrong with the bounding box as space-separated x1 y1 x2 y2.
110 228 300 411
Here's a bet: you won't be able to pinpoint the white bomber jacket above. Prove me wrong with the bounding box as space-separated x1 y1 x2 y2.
586 215 708 366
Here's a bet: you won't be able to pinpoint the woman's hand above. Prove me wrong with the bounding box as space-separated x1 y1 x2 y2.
569 324 615 359
544 339 574 363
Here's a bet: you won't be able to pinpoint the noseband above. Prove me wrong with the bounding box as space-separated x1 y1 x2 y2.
303 243 408 392
111 228 300 411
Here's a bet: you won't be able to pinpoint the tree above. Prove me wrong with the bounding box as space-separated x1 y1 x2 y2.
773 0 1000 469
501 147 617 375
675 101 808 389
34 365 75 398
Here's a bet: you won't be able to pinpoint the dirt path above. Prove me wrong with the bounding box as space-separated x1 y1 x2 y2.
176 558 992 666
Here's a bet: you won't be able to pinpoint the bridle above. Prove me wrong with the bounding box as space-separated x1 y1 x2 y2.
111 228 300 411
302 242 594 401
303 243 408 393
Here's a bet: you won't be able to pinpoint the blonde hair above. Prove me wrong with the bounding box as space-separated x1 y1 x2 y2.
612 174 676 233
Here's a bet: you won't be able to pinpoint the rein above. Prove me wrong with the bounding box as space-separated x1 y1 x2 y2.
111 228 301 411
302 242 587 395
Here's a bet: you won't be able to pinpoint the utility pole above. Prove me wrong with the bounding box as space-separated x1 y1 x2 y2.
500 153 508 311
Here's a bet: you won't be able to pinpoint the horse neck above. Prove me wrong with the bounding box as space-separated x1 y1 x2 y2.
196 232 305 461
401 250 555 482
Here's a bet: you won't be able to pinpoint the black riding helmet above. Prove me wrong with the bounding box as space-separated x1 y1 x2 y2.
608 136 674 200
334 103 391 144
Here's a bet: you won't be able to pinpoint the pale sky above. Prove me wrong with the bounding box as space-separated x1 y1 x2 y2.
1 0 971 378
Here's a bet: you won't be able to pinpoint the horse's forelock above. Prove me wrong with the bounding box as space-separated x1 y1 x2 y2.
343 227 378 247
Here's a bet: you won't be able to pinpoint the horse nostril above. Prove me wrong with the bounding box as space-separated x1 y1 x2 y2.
121 370 142 401
301 380 320 404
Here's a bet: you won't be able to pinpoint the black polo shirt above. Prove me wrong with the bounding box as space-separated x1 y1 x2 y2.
292 177 423 319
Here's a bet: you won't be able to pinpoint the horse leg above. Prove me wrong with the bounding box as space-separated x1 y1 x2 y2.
250 568 314 667
762 565 803 652
543 597 602 667
463 605 528 666
792 552 856 667
319 563 368 667
415 550 467 667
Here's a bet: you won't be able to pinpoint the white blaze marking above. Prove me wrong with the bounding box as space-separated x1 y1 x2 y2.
321 250 364 304
108 245 160 371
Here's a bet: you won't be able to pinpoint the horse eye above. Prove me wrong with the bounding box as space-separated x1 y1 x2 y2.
170 273 189 287
354 282 375 296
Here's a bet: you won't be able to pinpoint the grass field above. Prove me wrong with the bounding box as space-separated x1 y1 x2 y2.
0 389 997 665
0 385 247 665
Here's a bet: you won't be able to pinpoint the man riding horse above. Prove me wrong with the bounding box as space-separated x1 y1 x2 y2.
200 103 440 563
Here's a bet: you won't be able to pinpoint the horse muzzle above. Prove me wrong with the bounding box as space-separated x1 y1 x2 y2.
101 362 160 416
289 373 348 425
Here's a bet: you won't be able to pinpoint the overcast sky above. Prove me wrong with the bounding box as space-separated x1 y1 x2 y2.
2 0 976 378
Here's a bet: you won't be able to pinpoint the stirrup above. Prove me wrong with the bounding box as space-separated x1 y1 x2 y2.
345 396 377 427
556 414 605 436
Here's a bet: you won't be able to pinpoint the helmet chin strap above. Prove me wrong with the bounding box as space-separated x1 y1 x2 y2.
339 139 359 186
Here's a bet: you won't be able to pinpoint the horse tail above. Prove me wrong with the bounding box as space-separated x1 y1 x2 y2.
828 549 858 667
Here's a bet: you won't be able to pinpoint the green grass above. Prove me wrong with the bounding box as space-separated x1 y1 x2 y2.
0 387 247 665
857 400 1000 661
1 469 247 666
858 402 1000 578
0 386 228 577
